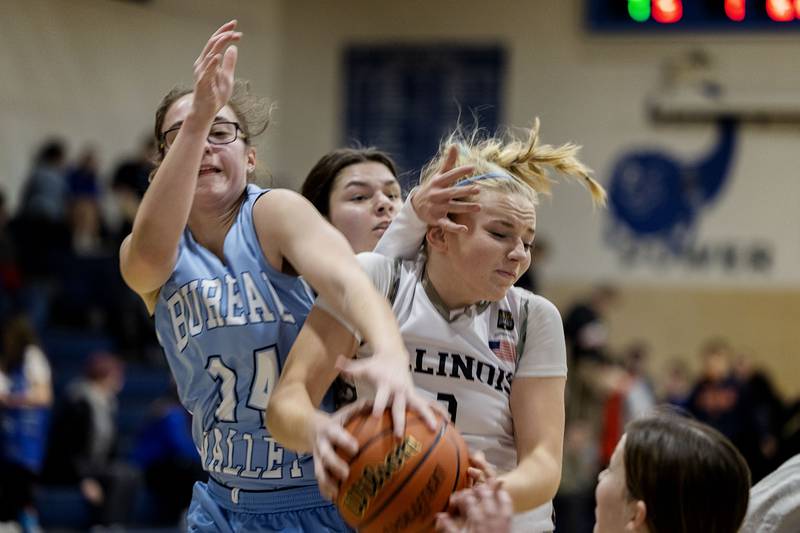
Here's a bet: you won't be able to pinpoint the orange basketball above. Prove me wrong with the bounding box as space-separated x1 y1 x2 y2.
335 409 469 533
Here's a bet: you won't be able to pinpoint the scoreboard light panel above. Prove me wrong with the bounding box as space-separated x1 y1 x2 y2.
588 0 800 30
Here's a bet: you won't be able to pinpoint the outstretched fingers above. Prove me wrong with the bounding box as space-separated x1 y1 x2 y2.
390 394 407 438
434 160 476 183
220 44 238 78
195 20 237 63
438 145 460 176
195 27 241 72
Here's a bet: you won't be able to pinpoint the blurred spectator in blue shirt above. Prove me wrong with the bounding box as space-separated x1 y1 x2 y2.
132 385 204 526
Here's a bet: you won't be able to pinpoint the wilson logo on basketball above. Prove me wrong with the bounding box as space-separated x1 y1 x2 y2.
343 435 423 517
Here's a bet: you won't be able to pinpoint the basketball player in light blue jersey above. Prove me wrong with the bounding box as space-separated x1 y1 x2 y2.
119 21 435 532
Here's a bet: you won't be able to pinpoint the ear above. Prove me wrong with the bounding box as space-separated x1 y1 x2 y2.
426 226 448 253
625 500 647 531
246 147 257 174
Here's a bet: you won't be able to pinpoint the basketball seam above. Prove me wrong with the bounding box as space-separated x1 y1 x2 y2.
345 425 396 466
447 426 463 495
434 426 465 520
347 414 370 445
344 411 426 466
358 420 448 530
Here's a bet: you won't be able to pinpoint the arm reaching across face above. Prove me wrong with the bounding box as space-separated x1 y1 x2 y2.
257 194 436 437
374 145 477 258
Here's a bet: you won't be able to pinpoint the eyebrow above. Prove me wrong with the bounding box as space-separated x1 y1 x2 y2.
489 219 536 235
165 115 230 132
344 179 400 189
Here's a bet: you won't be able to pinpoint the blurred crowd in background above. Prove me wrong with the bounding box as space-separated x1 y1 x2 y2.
1 138 799 531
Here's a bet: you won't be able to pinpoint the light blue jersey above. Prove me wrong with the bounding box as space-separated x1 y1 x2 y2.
154 185 332 493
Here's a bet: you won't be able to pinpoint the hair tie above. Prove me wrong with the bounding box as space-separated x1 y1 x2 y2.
456 173 514 187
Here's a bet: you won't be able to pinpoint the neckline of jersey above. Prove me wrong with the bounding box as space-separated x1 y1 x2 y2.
421 265 490 323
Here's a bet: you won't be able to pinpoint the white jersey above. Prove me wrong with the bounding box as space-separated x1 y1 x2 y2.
325 252 566 532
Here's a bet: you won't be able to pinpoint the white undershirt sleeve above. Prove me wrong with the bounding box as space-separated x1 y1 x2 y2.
373 190 427 259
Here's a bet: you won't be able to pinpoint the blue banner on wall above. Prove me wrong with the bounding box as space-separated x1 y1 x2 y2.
607 120 736 254
344 46 505 188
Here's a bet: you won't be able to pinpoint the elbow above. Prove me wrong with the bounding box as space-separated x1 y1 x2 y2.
538 456 563 503
541 466 562 503
508 455 562 512
129 231 175 269
265 394 286 445
120 234 175 294
265 389 303 453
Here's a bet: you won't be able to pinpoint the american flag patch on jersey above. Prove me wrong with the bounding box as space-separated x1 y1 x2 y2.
489 339 516 364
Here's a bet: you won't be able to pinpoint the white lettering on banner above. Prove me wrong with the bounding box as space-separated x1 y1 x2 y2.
616 239 773 274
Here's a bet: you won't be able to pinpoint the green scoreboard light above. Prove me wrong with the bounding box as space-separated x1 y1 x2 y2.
588 1 800 30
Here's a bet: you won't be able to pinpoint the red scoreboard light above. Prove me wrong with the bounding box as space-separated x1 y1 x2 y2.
653 0 683 23
767 0 794 21
725 0 746 21
588 0 800 30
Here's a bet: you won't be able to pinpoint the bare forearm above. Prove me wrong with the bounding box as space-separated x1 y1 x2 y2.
498 451 561 513
4 385 52 409
129 113 211 265
320 267 404 355
267 383 327 453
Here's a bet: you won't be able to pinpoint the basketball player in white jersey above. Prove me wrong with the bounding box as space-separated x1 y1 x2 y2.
267 121 606 532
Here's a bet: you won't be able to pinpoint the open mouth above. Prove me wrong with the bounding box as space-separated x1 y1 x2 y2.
373 220 391 231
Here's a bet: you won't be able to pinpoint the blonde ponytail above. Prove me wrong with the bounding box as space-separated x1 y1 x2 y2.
421 118 606 207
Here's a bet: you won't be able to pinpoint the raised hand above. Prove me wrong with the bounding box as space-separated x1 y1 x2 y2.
412 145 480 233
336 353 437 438
191 20 242 122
